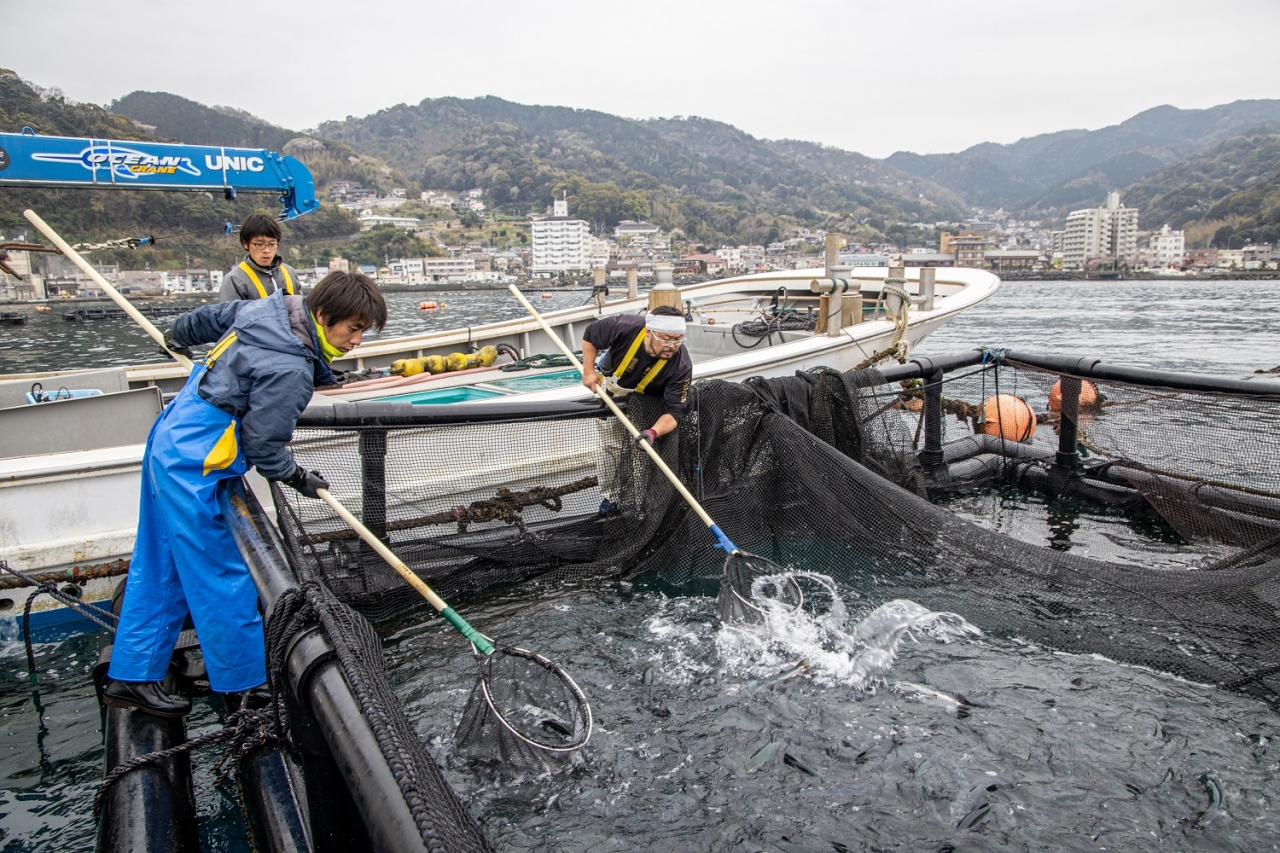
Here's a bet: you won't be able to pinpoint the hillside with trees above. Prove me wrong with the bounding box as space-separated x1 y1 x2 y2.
885 100 1280 214
1122 132 1280 247
316 96 962 245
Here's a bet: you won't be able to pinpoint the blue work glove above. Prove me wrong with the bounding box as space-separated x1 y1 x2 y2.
282 466 329 499
634 428 658 447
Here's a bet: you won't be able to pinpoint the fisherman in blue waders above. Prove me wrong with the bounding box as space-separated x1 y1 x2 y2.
101 271 387 716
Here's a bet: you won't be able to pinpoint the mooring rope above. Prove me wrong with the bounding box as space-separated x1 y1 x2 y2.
92 704 282 821
0 560 119 685
871 275 912 365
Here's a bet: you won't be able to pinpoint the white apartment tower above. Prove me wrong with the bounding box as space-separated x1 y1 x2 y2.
1149 224 1186 268
1061 191 1139 269
532 197 591 274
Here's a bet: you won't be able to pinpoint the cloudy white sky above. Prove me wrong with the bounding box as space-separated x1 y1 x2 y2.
7 0 1278 159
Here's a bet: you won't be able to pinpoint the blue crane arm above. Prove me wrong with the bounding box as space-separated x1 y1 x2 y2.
0 129 320 220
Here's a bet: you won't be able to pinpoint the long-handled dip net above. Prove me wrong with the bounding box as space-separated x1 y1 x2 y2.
315 489 592 767
508 285 800 624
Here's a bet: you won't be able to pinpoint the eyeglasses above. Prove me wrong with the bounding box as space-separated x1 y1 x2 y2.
649 332 685 345
249 240 279 251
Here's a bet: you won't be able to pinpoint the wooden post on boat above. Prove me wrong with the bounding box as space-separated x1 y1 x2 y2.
824 234 842 277
648 263 680 311
919 267 936 311
811 265 855 337
593 268 608 311
883 264 907 319
626 267 639 300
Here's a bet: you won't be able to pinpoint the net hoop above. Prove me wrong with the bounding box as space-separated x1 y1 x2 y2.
727 553 804 617
473 644 594 753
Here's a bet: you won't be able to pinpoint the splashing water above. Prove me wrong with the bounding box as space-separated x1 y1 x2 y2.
714 571 982 687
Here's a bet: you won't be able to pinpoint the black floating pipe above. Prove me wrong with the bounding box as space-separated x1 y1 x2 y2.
96 595 199 853
220 478 491 853
359 430 388 571
1002 351 1280 398
918 367 947 468
1052 375 1083 474
876 350 988 384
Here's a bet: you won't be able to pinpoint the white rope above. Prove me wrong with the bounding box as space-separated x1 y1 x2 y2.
874 276 912 365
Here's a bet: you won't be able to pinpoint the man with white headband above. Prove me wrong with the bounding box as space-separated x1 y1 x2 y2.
580 304 693 444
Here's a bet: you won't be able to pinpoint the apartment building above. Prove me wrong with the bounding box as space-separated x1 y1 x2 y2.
531 198 590 274
1061 192 1139 270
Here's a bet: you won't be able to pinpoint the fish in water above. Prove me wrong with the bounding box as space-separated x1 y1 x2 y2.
746 739 782 772
1196 772 1224 826
956 801 991 830
891 681 974 718
744 659 810 696
783 751 824 782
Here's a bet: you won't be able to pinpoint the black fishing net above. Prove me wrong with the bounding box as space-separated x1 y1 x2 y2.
277 358 1280 719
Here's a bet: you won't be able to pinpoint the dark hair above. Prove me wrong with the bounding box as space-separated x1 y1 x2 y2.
306 271 388 331
239 213 283 248
650 305 684 317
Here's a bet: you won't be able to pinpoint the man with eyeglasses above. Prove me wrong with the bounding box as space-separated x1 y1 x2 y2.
580 304 693 445
219 213 301 302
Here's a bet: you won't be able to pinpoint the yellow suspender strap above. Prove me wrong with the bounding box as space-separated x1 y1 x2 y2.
612 328 649 378
635 358 668 394
281 267 295 295
203 332 238 367
238 262 269 299
611 327 667 393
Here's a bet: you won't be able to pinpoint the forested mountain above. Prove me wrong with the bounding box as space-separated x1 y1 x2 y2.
316 96 963 244
5 67 1280 257
1122 132 1280 246
111 91 298 151
885 100 1280 213
765 139 968 214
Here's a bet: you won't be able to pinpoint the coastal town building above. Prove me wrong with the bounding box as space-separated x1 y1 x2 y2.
358 213 423 232
940 232 987 268
1148 225 1186 268
984 250 1045 272
614 221 661 241
1061 192 1139 270
531 198 591 274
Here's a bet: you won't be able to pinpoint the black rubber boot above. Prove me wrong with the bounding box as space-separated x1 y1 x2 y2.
222 683 273 715
100 678 192 718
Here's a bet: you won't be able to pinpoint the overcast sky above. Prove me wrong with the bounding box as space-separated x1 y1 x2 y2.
7 0 1279 159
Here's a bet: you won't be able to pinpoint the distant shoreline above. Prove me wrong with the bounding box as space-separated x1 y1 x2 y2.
997 270 1280 282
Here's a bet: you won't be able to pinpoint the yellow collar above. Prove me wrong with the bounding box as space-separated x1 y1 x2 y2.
311 314 344 363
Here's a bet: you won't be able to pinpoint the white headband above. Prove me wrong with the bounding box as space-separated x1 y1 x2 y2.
645 313 686 335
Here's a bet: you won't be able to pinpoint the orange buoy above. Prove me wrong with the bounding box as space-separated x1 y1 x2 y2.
707 317 716 325
903 396 923 412
420 301 438 311
1048 379 1100 413
541 293 553 299
977 394 1036 442
35 305 50 312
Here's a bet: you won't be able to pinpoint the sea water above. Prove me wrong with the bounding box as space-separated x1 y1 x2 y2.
386 574 1280 851
2 280 1279 849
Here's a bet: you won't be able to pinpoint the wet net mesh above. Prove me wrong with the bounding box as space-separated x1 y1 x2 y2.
277 360 1280 712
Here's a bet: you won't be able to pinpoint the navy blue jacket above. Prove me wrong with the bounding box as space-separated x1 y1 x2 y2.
170 291 335 480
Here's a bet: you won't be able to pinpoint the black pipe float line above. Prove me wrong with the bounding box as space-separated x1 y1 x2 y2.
94 592 199 853
1001 351 1280 398
219 477 492 853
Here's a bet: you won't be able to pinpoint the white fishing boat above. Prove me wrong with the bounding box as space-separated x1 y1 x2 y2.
0 264 997 623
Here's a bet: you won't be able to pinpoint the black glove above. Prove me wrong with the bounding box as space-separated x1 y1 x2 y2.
634 428 658 446
161 329 193 360
282 466 329 499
